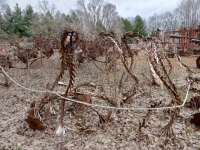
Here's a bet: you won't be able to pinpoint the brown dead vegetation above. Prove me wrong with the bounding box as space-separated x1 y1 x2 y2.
1 29 200 149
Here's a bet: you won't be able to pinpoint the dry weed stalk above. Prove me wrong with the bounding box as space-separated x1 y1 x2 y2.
101 32 139 105
144 36 191 137
0 54 12 86
138 118 148 141
9 40 38 72
21 29 197 137
185 96 200 111
27 28 78 134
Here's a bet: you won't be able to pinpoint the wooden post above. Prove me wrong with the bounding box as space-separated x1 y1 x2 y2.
27 53 30 75
40 49 43 67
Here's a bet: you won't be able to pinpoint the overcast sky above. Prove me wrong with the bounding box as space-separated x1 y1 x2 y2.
8 0 180 19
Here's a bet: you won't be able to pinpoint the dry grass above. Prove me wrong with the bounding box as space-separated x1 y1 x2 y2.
0 53 200 150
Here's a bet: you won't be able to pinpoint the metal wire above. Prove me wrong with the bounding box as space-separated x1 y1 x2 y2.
0 65 191 111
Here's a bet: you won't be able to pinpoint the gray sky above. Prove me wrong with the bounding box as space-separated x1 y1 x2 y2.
8 0 180 19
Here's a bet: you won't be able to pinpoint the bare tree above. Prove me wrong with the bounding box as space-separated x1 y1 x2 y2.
172 8 181 29
54 11 69 31
147 13 162 33
177 0 200 27
34 0 58 35
36 0 56 16
102 3 118 30
147 0 200 33
72 0 121 34
0 0 7 14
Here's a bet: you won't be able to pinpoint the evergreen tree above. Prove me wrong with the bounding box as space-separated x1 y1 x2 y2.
1 3 34 37
132 15 147 37
0 4 12 35
122 18 133 32
66 14 72 23
66 12 79 24
23 5 34 29
9 3 25 36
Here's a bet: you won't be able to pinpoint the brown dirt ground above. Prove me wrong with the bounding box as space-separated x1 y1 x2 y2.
0 54 200 150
